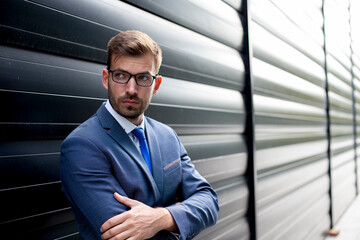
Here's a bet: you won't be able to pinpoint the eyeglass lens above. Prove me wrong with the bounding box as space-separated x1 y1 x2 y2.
111 71 154 86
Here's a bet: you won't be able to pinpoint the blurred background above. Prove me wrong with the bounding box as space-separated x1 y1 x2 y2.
1 0 359 239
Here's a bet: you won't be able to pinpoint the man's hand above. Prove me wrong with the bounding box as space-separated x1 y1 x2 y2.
100 193 178 240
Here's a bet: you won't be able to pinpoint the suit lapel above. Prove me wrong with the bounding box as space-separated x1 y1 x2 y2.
96 104 160 202
145 118 164 201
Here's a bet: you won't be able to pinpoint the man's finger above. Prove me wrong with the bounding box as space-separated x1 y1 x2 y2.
114 192 139 208
101 222 131 240
100 214 124 233
100 194 144 233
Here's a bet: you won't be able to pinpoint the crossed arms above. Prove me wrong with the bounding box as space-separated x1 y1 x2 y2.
61 131 219 239
100 192 178 240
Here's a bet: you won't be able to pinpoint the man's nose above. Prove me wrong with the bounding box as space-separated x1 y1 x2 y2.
126 76 138 94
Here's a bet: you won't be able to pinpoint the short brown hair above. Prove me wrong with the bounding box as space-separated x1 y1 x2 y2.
107 30 162 74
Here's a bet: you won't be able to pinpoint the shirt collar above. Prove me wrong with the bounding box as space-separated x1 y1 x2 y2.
105 100 145 134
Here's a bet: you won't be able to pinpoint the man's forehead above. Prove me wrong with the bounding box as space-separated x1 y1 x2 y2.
111 54 155 69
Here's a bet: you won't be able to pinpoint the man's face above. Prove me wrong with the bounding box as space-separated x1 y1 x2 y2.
102 53 161 125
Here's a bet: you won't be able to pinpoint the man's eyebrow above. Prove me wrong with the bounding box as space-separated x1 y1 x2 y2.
111 68 127 72
112 69 152 75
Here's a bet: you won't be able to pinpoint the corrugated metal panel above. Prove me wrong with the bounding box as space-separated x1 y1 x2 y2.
0 0 248 239
356 70 360 192
123 0 244 50
0 44 103 239
251 0 330 239
350 0 360 195
114 2 249 239
2 0 360 239
324 0 357 224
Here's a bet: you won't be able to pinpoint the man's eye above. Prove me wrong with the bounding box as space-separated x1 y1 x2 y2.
114 72 126 79
137 75 151 81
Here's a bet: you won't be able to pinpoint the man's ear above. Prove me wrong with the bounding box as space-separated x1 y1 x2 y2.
102 69 109 90
153 76 162 94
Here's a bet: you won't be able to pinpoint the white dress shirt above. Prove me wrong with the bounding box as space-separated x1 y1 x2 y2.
105 100 145 151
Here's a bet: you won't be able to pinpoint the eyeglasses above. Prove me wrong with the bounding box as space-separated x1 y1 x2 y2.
107 68 157 87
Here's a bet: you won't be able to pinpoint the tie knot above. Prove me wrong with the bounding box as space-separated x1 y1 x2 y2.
132 128 145 140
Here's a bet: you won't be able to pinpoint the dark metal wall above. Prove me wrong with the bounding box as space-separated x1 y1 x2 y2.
0 0 359 239
0 0 248 239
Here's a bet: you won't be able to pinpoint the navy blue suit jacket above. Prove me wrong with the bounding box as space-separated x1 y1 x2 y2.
60 104 219 239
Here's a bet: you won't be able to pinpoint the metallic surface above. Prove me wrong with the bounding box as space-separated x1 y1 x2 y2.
0 0 359 239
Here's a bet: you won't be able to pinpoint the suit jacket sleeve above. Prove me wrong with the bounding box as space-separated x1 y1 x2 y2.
166 132 219 240
60 135 128 239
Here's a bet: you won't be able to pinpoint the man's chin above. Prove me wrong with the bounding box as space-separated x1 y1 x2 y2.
119 110 142 120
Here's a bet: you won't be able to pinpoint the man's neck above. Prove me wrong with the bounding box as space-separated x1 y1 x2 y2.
104 100 145 133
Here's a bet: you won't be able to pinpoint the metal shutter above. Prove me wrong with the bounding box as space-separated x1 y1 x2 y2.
0 0 248 239
351 0 360 195
1 0 360 239
251 0 330 239
122 1 250 238
324 0 357 224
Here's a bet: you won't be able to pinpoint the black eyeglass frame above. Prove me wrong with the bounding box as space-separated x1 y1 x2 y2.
107 68 158 87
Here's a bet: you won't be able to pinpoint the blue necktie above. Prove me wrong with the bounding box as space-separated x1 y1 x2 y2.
132 128 153 174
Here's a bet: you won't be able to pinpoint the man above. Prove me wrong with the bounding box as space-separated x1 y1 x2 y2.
60 30 219 240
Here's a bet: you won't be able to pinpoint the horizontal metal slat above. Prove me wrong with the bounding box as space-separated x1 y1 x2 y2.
252 0 325 65
252 22 325 87
0 209 76 239
181 134 246 160
257 156 328 206
0 90 103 123
258 175 329 239
0 182 68 223
256 139 327 171
123 0 245 50
253 58 325 107
194 153 247 184
0 45 106 98
328 92 353 112
204 177 249 239
332 168 356 222
273 195 330 240
0 153 60 190
266 0 324 45
197 217 249 240
327 55 353 85
3 0 246 90
254 95 326 124
152 77 244 117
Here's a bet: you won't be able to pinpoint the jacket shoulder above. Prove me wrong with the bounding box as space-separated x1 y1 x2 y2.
145 117 177 135
65 113 103 141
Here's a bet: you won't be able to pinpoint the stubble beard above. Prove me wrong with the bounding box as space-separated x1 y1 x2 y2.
108 92 150 121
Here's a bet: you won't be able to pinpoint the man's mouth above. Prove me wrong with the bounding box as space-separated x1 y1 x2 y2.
122 99 139 106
